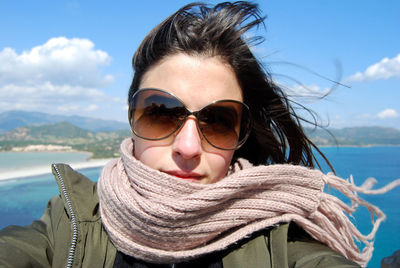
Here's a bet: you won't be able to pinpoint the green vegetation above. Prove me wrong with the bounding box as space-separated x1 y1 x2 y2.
0 122 131 158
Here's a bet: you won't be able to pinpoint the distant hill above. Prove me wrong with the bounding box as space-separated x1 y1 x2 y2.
305 127 400 146
1 122 92 140
0 110 129 133
0 122 131 158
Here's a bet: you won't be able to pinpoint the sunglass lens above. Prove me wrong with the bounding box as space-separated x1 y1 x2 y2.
131 90 186 140
198 102 249 150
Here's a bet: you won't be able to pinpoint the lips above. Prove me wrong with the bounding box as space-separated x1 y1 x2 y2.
163 170 205 181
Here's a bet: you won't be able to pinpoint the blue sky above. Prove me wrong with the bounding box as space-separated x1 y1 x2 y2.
1 0 399 129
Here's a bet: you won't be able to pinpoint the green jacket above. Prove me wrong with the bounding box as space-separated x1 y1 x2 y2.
0 164 360 268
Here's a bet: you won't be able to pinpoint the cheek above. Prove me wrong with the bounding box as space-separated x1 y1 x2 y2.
207 150 235 181
132 137 165 169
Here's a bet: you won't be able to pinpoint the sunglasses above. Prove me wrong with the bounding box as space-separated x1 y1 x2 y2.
129 88 251 150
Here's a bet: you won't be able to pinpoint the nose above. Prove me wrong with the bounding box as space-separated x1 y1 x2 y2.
172 117 202 159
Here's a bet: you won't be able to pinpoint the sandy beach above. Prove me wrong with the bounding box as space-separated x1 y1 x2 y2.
0 158 113 181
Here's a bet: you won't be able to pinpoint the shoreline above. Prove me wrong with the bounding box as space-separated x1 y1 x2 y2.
0 158 113 182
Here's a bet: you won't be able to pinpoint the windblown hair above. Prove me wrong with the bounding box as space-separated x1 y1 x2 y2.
128 1 330 169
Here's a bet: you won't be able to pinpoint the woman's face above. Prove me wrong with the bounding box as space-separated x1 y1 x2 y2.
133 53 243 184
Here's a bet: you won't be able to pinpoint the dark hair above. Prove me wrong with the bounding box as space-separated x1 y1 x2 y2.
128 1 331 170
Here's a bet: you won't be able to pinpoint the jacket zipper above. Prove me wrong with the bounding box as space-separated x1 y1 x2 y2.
53 164 79 268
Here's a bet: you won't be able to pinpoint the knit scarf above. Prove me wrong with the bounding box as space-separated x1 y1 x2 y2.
97 138 400 267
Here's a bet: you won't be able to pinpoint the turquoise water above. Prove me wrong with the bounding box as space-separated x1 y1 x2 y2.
1 147 399 267
315 146 400 268
0 167 101 228
0 151 91 172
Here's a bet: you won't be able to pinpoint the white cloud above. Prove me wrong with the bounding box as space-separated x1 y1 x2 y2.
56 104 100 113
57 104 80 112
288 84 322 96
282 84 331 102
0 83 106 102
377 109 399 119
0 37 124 117
347 53 400 82
0 37 113 87
86 104 99 112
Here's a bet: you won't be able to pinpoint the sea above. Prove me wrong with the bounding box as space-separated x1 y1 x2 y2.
0 147 399 268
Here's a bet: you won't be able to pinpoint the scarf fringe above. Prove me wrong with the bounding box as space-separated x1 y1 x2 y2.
294 173 400 267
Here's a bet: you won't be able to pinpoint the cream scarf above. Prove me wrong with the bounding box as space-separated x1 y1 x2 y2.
97 138 400 267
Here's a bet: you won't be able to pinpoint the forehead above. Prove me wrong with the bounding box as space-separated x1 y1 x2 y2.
139 54 243 110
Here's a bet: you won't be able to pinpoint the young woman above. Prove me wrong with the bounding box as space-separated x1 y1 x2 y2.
1 2 394 267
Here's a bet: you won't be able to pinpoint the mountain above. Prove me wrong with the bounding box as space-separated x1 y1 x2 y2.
1 122 92 140
305 126 400 146
0 110 129 133
0 122 131 158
